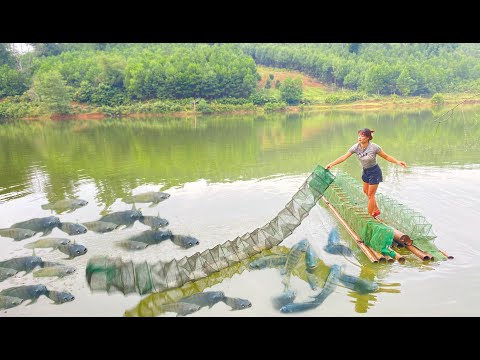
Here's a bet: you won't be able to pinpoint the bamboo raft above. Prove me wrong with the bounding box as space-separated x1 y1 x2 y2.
320 195 452 264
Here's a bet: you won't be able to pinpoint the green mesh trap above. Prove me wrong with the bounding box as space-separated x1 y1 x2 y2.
86 165 336 295
323 171 445 260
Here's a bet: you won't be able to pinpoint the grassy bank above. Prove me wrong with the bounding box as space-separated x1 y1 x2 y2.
2 65 480 120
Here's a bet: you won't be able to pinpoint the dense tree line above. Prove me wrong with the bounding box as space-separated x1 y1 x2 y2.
2 43 480 117
0 43 259 107
239 43 480 95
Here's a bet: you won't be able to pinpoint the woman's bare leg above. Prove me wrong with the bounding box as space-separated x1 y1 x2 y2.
367 184 379 215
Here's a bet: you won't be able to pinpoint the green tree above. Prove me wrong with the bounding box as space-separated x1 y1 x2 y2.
0 43 14 67
33 70 71 114
265 78 271 89
0 64 28 97
275 79 281 88
348 43 361 54
269 73 274 80
280 77 303 105
397 67 416 96
30 43 64 57
431 93 444 106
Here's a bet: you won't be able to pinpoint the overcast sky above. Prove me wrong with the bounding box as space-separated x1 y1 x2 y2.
13 43 33 54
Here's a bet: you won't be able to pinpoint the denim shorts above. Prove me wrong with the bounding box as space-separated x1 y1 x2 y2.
362 164 383 185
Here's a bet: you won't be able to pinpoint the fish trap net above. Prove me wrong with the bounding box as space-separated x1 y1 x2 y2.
86 165 336 295
324 171 444 259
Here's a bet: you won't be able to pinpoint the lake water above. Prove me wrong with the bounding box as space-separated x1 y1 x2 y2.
1 106 479 317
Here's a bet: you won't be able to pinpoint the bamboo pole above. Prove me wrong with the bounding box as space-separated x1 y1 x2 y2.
320 196 378 263
439 249 454 259
392 228 413 246
369 248 388 263
405 244 432 261
375 217 413 246
373 217 432 260
391 248 406 263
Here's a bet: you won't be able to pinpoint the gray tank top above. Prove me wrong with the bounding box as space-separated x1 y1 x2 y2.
348 142 382 169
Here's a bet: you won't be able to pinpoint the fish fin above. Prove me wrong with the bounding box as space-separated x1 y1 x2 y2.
26 298 38 306
124 223 134 229
148 203 157 208
42 229 53 236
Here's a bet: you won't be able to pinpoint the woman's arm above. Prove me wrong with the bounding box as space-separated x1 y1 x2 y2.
326 152 353 170
378 150 407 168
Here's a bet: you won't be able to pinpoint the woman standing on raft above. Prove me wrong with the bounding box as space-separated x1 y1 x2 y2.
326 128 407 218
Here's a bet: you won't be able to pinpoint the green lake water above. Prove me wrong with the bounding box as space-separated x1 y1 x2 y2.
1 106 479 316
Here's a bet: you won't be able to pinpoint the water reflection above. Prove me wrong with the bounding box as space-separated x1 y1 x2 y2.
1 107 480 208
124 245 401 316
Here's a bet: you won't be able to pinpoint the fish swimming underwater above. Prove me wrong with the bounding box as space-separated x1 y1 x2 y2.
123 191 170 207
46 290 75 304
338 273 379 294
160 302 201 317
82 221 120 233
178 291 226 309
139 215 169 229
0 295 24 310
41 199 88 214
125 230 172 246
0 228 36 241
305 244 319 270
324 227 353 257
10 216 60 237
0 256 44 273
116 240 150 251
24 238 70 250
280 264 343 314
222 296 252 310
57 243 88 259
282 239 309 275
272 289 296 310
249 255 288 270
170 234 200 249
281 239 309 286
33 265 76 278
0 267 18 282
57 222 88 236
0 284 48 305
99 208 143 228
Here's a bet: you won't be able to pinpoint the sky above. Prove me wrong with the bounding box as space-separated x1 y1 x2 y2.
12 43 33 54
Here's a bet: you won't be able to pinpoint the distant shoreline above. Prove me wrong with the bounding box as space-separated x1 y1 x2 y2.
23 97 478 121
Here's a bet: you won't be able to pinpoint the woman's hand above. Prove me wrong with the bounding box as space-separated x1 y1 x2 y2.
326 163 334 170
397 160 407 168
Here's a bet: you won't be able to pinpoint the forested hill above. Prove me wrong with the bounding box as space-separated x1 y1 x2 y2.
0 43 258 102
1 43 480 118
240 43 480 96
